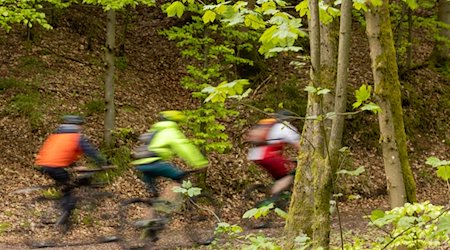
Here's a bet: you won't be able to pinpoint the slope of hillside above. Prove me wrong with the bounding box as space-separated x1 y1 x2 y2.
0 4 450 249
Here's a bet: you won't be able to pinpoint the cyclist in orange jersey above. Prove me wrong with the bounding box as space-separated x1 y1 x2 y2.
35 115 106 231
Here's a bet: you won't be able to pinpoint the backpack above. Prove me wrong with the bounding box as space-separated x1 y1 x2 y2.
132 132 158 159
245 118 277 145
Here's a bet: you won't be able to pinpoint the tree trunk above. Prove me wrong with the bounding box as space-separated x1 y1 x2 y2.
315 0 353 248
431 0 450 66
311 1 339 249
104 9 116 145
319 0 338 146
283 0 322 248
365 0 416 207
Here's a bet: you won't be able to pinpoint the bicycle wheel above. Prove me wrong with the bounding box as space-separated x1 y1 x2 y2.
241 184 273 229
183 193 220 245
243 184 271 208
118 198 168 250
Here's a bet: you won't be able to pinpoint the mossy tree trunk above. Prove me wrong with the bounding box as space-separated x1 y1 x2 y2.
284 0 324 248
319 0 338 145
431 0 450 66
316 0 353 248
104 9 116 145
365 0 416 206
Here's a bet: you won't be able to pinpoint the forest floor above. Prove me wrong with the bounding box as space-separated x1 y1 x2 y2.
1 4 450 250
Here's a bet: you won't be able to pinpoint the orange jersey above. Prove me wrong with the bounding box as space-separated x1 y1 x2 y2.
35 133 82 167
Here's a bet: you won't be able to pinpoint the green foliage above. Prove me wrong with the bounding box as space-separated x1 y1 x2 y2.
115 56 128 70
161 5 258 153
172 180 202 197
0 0 65 31
362 202 450 249
83 99 105 116
352 84 381 113
337 166 365 176
202 79 250 103
19 56 47 72
0 223 11 235
203 0 310 58
243 203 275 219
426 156 450 182
242 234 281 250
99 127 135 181
81 0 155 10
0 78 27 91
42 187 62 199
215 222 243 236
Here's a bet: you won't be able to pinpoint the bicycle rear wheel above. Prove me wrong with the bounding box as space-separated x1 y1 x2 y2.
118 198 167 250
183 193 220 245
241 184 273 229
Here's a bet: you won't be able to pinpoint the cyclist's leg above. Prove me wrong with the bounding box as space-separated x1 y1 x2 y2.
271 174 294 195
40 167 75 227
136 162 184 212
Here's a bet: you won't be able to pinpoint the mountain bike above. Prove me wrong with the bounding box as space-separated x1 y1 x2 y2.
241 172 294 229
117 167 221 250
13 165 119 248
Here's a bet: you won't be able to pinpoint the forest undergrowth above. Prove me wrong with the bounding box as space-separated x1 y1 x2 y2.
0 5 450 249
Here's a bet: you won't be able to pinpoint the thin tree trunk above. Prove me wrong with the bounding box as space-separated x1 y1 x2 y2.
284 0 322 248
365 0 416 207
319 0 338 145
104 9 116 145
431 0 450 66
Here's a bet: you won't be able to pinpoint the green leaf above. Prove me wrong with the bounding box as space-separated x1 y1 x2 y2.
202 10 216 23
437 214 450 234
182 180 193 189
337 166 365 176
425 157 450 167
244 13 265 29
403 0 418 9
317 88 331 95
243 208 258 218
274 208 288 219
304 86 317 93
361 102 381 113
295 0 308 17
370 0 383 6
187 187 202 197
166 1 185 18
436 166 450 181
397 216 416 228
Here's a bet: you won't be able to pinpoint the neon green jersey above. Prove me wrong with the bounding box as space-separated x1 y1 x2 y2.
131 121 208 168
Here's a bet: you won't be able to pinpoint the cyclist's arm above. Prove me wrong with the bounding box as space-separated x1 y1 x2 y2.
79 135 107 166
164 128 208 168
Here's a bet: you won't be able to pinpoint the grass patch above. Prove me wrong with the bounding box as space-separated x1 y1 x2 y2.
18 56 47 72
0 78 27 91
7 91 43 128
0 222 11 234
83 99 105 116
115 56 128 71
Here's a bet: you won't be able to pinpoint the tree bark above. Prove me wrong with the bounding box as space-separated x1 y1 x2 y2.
319 0 338 146
431 0 450 66
104 9 116 145
283 0 322 248
365 0 416 207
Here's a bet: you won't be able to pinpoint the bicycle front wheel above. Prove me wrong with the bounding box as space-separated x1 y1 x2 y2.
183 193 221 245
118 198 166 250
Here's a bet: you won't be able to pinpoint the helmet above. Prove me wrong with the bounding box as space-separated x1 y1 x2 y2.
62 115 84 125
274 109 295 121
159 110 186 122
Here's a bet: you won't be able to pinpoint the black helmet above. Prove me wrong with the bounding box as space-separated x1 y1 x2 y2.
274 109 295 121
62 115 84 125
